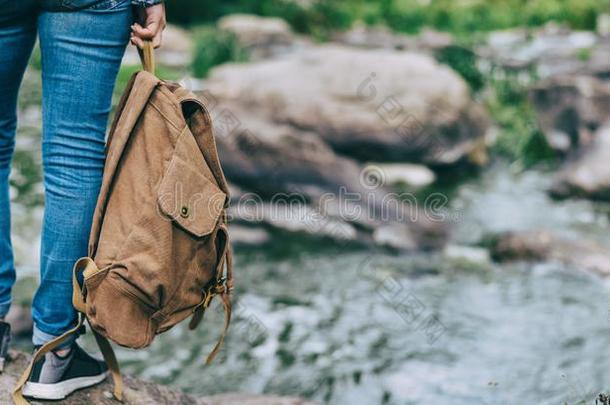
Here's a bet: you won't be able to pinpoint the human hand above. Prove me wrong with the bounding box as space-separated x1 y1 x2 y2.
131 3 166 49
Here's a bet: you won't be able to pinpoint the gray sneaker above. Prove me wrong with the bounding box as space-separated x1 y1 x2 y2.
23 343 108 400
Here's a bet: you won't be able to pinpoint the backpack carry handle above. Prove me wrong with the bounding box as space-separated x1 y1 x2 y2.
138 40 155 75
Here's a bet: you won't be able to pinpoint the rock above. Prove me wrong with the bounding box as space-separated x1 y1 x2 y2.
491 230 610 275
416 29 454 51
551 125 610 200
229 197 361 245
372 224 418 250
162 24 194 54
228 225 271 246
196 44 465 249
5 305 32 337
333 24 411 50
218 14 295 59
599 14 610 37
491 230 554 262
209 105 366 197
3 276 37 337
442 244 491 269
256 203 359 241
333 24 452 52
0 350 318 405
530 75 610 154
480 25 605 79
370 163 436 188
206 44 489 166
199 99 447 250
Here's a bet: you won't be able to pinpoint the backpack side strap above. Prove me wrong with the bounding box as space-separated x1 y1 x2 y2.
13 259 124 405
188 250 233 364
189 223 234 364
205 291 231 365
72 257 123 402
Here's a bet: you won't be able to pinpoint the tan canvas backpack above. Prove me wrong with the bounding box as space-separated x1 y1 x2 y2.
14 43 233 404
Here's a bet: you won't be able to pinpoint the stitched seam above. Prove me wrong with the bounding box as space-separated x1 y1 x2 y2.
149 101 182 132
109 276 157 312
157 85 184 112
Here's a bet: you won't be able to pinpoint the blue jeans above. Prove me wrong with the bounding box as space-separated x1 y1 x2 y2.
0 0 133 348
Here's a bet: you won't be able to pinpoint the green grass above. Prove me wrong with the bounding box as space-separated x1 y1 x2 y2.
436 44 485 92
431 36 557 168
191 26 248 78
168 0 610 37
486 68 556 167
577 47 593 61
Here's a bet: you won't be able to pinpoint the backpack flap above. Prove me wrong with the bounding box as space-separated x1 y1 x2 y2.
157 125 227 237
89 71 160 258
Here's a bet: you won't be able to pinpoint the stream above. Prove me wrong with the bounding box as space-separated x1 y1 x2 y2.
12 154 610 404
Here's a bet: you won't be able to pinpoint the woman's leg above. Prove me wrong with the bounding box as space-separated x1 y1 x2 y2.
0 2 38 320
32 0 133 348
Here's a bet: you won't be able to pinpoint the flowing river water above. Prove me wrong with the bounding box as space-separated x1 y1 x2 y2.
11 142 610 404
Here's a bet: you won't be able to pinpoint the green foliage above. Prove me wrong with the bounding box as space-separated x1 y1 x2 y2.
167 0 610 36
436 45 485 92
191 26 248 78
299 1 354 41
29 46 41 71
383 0 610 34
11 144 43 207
577 47 593 61
486 70 556 167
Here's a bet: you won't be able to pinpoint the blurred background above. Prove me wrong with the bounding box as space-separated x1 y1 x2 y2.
9 0 610 403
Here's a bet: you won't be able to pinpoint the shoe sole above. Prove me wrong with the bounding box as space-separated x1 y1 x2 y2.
22 370 109 400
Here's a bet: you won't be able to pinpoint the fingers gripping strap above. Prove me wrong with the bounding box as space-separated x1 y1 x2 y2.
138 40 155 75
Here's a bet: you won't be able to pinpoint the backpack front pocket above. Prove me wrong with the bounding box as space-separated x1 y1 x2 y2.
157 127 226 237
85 270 157 349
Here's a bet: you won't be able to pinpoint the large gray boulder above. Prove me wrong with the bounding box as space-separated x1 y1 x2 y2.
212 104 364 197
479 25 610 79
206 44 489 166
207 104 447 249
195 44 482 249
333 24 453 52
218 14 295 59
491 229 610 275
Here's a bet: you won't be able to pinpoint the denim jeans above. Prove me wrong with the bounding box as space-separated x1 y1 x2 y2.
0 0 133 348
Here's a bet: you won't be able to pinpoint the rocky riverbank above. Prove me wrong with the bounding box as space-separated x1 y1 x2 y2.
0 351 316 405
